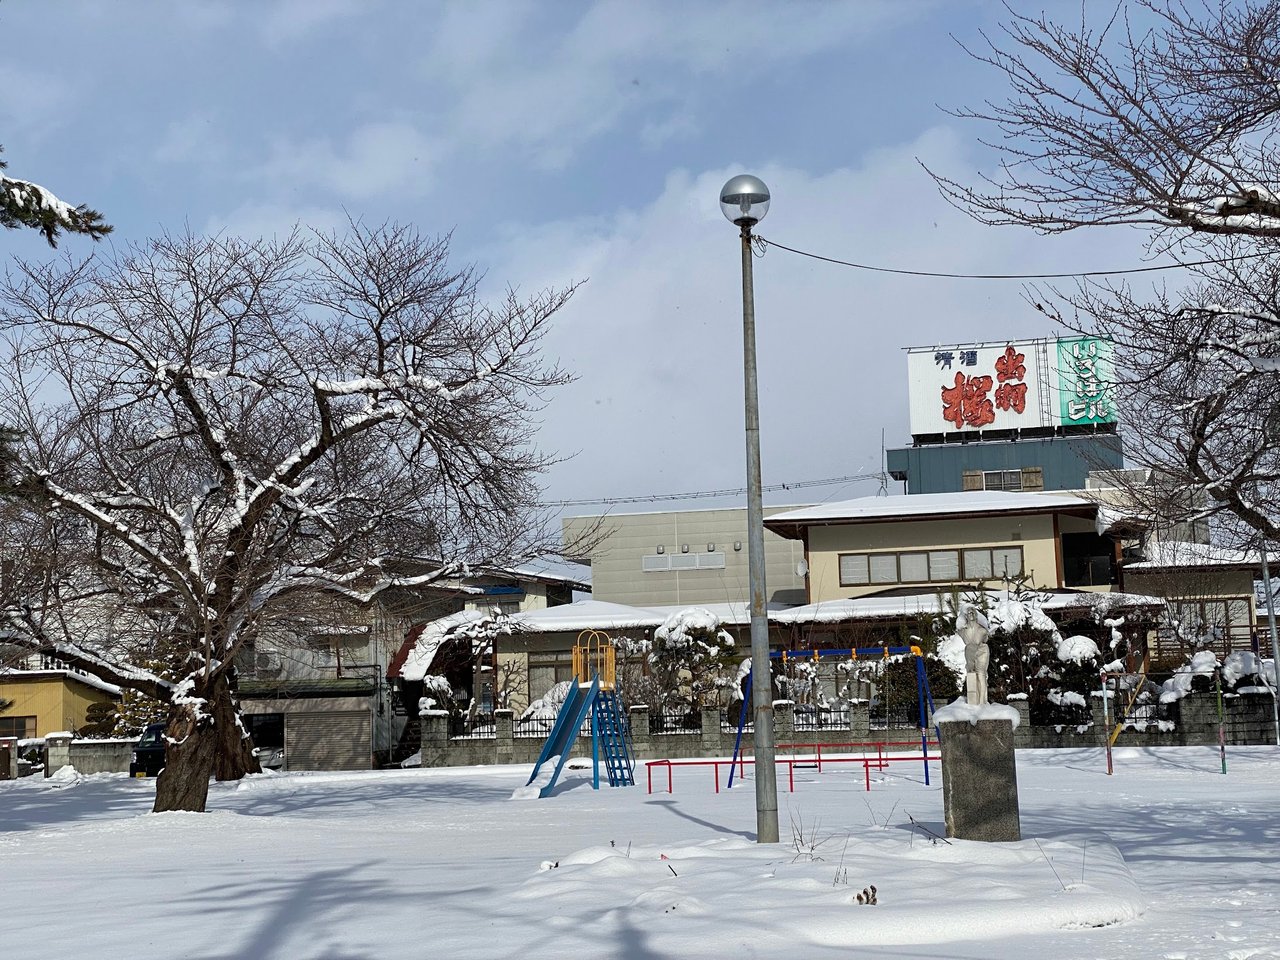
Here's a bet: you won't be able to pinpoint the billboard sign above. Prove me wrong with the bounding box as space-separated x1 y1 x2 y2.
906 337 1115 436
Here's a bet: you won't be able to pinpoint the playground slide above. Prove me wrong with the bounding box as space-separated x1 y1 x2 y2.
525 674 600 798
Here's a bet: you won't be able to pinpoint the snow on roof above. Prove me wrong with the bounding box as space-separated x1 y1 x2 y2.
399 610 484 682
645 601 792 626
771 589 1165 625
0 668 122 698
1125 541 1270 571
765 491 1095 531
506 600 666 633
497 555 592 589
400 601 670 680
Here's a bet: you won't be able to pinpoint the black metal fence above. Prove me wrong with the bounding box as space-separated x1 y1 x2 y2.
649 710 700 735
792 706 850 731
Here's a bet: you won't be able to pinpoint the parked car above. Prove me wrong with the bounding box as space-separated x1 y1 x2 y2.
253 745 285 770
129 723 167 778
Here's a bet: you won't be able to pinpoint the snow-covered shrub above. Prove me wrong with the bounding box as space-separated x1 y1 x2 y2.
619 608 737 714
419 674 454 715
1160 650 1220 703
520 679 573 721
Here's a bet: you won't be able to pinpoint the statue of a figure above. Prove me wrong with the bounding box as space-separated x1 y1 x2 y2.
957 608 990 706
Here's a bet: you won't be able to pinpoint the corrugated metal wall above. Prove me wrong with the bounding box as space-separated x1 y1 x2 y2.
284 711 372 771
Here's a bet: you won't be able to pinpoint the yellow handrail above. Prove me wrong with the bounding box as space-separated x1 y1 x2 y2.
573 629 616 690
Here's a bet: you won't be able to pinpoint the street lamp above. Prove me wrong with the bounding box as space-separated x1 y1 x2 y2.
720 174 779 844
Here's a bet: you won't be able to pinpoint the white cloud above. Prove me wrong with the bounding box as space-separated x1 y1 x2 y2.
418 0 918 168
477 128 1153 506
204 201 348 241
257 122 438 200
257 0 366 47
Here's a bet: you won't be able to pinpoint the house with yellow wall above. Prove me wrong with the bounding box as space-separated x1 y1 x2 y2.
0 669 121 739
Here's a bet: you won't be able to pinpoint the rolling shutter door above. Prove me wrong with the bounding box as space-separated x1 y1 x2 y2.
285 711 371 771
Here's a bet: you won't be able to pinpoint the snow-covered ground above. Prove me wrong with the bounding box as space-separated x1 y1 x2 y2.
3 747 1279 959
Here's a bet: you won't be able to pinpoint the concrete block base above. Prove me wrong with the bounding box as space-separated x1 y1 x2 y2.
938 718 1021 842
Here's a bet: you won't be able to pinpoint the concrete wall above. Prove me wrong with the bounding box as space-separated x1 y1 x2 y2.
67 738 136 774
412 692 1277 771
562 506 809 606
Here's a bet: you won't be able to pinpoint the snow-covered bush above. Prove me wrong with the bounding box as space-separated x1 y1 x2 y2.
1160 650 1219 703
519 680 573 721
615 608 737 714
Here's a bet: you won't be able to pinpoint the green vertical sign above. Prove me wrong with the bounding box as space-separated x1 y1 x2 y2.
1056 337 1115 425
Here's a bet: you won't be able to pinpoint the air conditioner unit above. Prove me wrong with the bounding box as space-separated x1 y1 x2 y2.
255 651 284 677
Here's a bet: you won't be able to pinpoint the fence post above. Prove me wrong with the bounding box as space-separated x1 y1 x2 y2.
849 699 870 739
0 738 15 780
494 709 514 764
629 705 651 759
45 732 73 778
773 700 794 741
419 709 450 768
700 705 723 755
1008 697 1031 747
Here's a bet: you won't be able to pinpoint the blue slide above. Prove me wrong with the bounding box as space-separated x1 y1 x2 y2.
525 674 600 798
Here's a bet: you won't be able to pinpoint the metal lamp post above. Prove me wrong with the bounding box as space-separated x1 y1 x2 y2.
720 174 779 843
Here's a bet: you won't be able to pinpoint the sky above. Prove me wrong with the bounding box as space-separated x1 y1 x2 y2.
0 0 1160 521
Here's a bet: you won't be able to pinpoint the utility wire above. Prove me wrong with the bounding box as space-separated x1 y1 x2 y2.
758 236 1273 280
543 471 884 508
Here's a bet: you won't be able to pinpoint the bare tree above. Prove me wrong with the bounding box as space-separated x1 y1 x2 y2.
930 1 1280 237
936 1 1280 544
0 223 576 811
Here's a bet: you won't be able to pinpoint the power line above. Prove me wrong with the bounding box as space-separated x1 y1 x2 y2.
543 471 885 508
759 236 1273 280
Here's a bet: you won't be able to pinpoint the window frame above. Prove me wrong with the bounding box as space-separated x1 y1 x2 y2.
837 546 1022 587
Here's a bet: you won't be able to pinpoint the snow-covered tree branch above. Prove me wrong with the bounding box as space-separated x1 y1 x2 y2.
0 221 577 811
0 146 111 247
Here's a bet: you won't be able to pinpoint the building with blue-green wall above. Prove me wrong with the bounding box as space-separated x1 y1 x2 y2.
886 432 1124 494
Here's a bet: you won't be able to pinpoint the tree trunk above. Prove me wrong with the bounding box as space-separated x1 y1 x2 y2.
213 675 261 781
153 699 217 813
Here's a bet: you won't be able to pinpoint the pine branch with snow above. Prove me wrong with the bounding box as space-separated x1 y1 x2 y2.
0 147 111 247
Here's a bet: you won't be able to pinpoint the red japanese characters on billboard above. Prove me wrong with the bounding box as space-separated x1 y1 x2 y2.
906 338 1115 436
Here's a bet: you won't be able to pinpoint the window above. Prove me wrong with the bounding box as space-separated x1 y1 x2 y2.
528 653 575 699
837 547 1021 587
927 550 960 581
869 554 898 584
983 470 1023 492
963 549 993 579
992 547 1023 577
899 552 929 583
839 554 869 585
0 716 35 739
1061 532 1117 587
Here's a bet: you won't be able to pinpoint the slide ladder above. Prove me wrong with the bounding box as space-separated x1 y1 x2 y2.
593 689 635 787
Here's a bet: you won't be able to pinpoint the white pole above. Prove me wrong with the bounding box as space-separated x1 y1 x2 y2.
1261 550 1280 746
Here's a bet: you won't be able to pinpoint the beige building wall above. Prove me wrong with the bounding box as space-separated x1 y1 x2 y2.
0 675 117 737
806 513 1073 603
564 506 808 607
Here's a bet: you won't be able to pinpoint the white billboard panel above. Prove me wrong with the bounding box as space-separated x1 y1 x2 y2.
906 338 1115 436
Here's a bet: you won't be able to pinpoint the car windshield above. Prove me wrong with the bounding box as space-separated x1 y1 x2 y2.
137 728 165 747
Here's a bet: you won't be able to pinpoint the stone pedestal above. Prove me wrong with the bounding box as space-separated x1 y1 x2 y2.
938 718 1021 842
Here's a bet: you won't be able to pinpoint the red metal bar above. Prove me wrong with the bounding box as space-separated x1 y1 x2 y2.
788 760 794 792
714 762 720 794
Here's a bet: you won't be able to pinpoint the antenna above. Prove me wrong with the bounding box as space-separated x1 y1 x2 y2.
878 429 889 497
